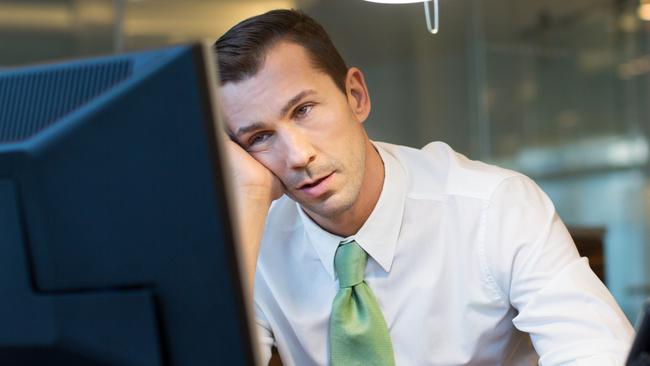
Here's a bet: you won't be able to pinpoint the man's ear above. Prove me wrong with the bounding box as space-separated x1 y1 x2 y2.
344 67 371 123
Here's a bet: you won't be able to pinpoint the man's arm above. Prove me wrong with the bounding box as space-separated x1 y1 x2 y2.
224 137 282 298
224 138 282 366
484 175 634 365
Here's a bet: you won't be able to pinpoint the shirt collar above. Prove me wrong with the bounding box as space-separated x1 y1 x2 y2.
298 142 407 280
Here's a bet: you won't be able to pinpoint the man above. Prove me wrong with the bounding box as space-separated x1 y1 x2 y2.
214 9 634 366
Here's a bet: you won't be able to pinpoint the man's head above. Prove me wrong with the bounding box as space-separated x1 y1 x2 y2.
214 10 383 234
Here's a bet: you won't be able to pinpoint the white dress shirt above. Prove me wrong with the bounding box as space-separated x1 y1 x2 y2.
253 141 634 366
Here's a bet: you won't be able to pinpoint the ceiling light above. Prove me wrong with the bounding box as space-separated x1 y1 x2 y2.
364 0 439 34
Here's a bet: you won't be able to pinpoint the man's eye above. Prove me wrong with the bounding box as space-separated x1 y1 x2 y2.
294 104 313 119
248 132 271 146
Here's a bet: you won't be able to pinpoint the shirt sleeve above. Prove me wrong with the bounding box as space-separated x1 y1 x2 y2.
483 175 634 366
254 300 274 365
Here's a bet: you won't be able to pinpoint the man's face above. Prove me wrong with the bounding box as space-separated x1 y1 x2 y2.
219 41 370 221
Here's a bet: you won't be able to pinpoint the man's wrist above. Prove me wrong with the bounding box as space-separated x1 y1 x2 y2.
238 186 277 206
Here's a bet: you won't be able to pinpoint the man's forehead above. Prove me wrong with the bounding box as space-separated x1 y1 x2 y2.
219 75 311 118
219 48 327 116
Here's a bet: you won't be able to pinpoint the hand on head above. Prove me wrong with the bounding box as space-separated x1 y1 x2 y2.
223 134 284 204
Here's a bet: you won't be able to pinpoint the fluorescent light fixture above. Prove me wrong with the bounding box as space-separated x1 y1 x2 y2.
364 0 439 34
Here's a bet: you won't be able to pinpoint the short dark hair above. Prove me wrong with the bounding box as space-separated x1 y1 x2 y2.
213 9 348 93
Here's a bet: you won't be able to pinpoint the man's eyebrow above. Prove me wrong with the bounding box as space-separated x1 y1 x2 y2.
279 89 317 119
234 121 268 140
232 90 317 141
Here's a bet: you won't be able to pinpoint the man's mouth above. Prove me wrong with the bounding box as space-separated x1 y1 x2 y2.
296 172 334 197
298 175 328 189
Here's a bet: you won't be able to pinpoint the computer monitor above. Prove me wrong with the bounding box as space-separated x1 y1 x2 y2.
0 43 258 365
628 300 650 366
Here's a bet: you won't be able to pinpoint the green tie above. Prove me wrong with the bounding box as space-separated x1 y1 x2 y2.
329 240 395 366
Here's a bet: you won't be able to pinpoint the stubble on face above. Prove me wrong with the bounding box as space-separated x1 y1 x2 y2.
287 135 367 220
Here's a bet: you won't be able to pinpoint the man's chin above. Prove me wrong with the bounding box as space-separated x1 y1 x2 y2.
296 196 355 221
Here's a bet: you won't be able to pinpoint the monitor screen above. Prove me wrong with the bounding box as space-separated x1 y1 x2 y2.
0 43 257 366
628 301 650 366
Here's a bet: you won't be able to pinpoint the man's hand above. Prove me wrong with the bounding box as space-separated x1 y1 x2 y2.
225 138 283 205
223 136 282 299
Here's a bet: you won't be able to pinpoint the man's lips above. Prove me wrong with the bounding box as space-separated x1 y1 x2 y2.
297 173 332 190
295 172 335 198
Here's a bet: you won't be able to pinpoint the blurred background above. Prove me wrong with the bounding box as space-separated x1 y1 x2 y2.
1 0 648 321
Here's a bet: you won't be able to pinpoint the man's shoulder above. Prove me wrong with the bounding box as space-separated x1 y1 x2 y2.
376 140 522 201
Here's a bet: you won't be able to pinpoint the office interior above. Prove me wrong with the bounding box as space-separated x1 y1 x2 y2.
1 0 649 322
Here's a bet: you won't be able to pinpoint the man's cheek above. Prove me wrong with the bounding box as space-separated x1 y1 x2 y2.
250 153 275 172
277 175 291 193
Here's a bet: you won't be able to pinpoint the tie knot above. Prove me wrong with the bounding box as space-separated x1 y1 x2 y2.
334 241 367 288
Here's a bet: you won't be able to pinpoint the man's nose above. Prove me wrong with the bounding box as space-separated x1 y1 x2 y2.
282 127 316 169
